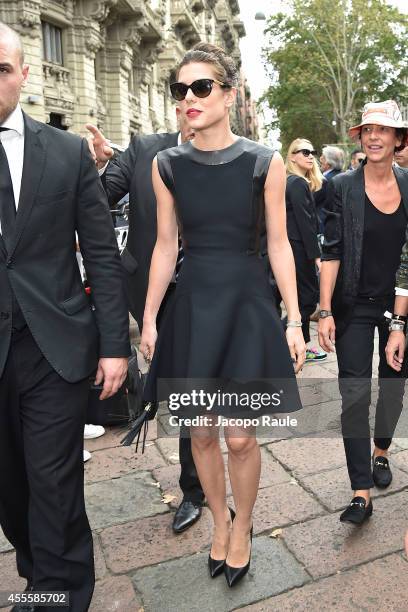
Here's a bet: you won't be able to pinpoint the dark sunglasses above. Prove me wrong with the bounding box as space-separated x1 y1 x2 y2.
294 149 317 157
170 78 226 101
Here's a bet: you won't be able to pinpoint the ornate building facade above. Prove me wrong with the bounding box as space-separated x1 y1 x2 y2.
0 0 259 145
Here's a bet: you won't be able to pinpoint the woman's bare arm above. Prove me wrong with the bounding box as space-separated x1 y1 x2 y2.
265 153 305 371
140 158 178 357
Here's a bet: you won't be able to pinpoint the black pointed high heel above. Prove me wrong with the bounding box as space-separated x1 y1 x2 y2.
224 524 253 587
208 507 236 578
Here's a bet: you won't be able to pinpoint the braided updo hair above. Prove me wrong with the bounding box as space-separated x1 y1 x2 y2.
176 42 239 89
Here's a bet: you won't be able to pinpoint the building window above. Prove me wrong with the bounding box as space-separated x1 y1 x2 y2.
47 113 67 131
42 21 63 64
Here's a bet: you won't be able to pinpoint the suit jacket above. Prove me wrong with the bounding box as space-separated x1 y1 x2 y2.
322 162 408 337
102 132 179 329
0 113 130 382
285 174 320 260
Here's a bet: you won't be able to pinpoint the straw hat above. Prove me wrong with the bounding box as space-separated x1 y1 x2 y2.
349 100 407 140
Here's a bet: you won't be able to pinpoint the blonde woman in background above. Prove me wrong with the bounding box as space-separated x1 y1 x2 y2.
276 138 326 362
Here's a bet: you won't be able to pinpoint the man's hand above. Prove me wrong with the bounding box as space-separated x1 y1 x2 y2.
95 357 128 400
318 316 336 352
385 330 406 371
85 124 114 169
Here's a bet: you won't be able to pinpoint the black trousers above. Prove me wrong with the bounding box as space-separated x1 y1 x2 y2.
0 327 94 611
157 285 204 505
336 299 407 490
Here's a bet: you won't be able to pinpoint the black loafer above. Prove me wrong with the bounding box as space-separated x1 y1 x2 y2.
373 455 392 488
340 496 373 525
172 500 202 533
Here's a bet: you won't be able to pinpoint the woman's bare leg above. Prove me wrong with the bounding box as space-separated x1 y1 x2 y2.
191 423 232 560
225 425 260 567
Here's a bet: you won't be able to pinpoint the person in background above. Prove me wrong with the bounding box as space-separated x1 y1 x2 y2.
281 138 326 362
349 148 366 170
87 111 205 535
394 144 408 168
315 145 345 236
320 145 345 178
319 100 408 525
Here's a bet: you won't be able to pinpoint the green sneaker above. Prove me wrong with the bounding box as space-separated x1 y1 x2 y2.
305 347 327 363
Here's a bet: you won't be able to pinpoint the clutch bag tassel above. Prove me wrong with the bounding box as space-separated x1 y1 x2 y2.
120 403 154 453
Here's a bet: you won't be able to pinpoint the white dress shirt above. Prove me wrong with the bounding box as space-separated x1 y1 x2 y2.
0 104 25 234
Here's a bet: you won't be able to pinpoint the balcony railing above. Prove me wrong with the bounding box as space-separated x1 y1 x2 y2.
42 61 70 87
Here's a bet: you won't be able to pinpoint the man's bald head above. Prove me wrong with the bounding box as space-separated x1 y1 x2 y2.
0 22 28 124
0 22 24 66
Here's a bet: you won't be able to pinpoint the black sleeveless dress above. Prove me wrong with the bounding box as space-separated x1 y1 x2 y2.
144 137 302 418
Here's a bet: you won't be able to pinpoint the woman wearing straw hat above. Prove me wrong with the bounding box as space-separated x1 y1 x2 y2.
318 100 408 524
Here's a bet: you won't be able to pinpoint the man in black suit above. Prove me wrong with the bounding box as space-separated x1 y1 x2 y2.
0 24 130 611
87 114 205 533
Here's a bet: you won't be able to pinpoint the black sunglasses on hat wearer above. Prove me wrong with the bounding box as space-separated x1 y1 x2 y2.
294 148 317 157
170 78 227 101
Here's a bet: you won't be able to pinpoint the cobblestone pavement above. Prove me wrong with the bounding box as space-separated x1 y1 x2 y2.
1 323 408 611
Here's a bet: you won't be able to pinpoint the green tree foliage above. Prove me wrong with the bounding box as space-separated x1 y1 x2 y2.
262 0 408 152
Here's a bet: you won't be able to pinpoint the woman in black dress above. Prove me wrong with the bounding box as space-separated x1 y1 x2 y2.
283 138 325 362
141 43 305 586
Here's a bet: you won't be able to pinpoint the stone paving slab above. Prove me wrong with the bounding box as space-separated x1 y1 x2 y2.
100 507 213 573
93 534 108 581
288 399 341 436
393 438 408 451
283 490 408 579
0 551 26 594
85 472 167 530
257 428 294 443
132 536 309 612
0 529 12 554
237 553 408 611
298 385 333 406
89 575 143 611
248 482 326 534
316 380 342 401
298 364 334 379
155 436 181 463
298 463 408 512
84 444 166 484
267 437 346 477
390 449 408 474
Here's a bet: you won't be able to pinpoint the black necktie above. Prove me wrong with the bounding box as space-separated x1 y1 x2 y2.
0 127 16 250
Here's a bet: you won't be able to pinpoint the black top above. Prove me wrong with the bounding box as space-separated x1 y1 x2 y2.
358 194 407 298
157 137 274 256
285 175 320 260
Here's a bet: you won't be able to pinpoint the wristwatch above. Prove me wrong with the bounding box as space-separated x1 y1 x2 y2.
319 310 333 319
389 320 406 332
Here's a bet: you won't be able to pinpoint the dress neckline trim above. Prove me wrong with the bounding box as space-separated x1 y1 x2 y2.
185 137 245 165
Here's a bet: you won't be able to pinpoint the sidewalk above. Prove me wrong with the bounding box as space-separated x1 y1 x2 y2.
1 323 408 611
